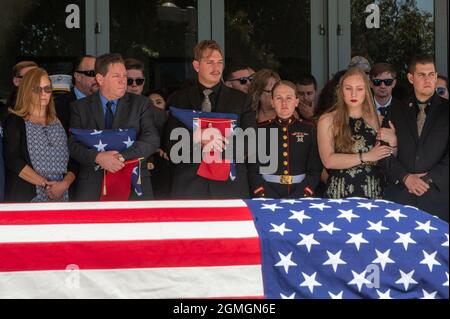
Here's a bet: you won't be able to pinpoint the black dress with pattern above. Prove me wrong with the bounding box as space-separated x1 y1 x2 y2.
325 117 383 199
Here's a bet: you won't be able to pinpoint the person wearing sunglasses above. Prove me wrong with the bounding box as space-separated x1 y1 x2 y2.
125 58 146 95
69 53 160 201
437 74 449 100
248 69 281 123
73 55 99 99
53 55 98 134
224 64 255 94
369 63 398 117
0 61 38 123
2 68 76 202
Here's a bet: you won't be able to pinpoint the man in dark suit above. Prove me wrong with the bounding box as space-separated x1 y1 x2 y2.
383 55 449 221
68 53 160 201
163 40 260 199
54 55 99 132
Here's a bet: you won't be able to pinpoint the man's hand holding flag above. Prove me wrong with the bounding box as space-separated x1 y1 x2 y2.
70 128 143 200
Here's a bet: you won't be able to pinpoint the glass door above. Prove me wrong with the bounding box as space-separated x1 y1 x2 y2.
108 0 198 95
350 0 435 79
0 0 88 100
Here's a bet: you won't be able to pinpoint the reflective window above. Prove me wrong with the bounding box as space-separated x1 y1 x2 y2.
351 0 435 77
0 0 85 100
225 1 311 80
110 0 197 95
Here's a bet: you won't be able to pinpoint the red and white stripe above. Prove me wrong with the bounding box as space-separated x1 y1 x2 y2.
0 200 264 299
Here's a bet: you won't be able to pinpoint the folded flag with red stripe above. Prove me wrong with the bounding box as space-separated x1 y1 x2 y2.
170 107 238 181
0 199 447 299
70 128 143 200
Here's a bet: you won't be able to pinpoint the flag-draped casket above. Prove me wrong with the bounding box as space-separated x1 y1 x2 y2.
0 198 448 299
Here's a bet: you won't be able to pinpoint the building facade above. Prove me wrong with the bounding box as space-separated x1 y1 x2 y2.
0 0 448 100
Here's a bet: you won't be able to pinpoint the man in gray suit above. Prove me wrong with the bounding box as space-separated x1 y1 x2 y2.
69 53 160 201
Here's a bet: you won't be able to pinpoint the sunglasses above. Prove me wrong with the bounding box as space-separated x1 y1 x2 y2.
33 85 53 94
127 78 145 86
372 78 395 87
75 70 96 77
437 87 447 96
230 76 253 85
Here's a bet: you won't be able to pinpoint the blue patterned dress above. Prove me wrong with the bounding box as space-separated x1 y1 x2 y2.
25 120 70 202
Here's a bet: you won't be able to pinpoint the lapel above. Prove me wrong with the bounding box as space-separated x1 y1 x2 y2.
90 92 106 129
113 93 131 129
188 82 202 111
402 98 419 141
215 84 233 114
418 94 440 143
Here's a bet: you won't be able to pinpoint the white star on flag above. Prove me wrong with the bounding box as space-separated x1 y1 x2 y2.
328 291 343 299
372 249 395 271
296 233 320 252
395 270 418 291
348 270 371 292
123 137 134 148
323 250 347 272
337 209 359 223
309 203 331 211
357 202 379 210
275 252 297 274
318 222 341 235
90 130 103 135
327 199 349 204
376 289 393 299
420 289 437 299
346 232 369 251
420 250 441 272
261 203 283 212
289 210 311 224
281 199 302 205
94 140 107 152
415 220 437 234
270 223 292 236
300 272 322 293
385 209 407 222
367 220 389 233
394 232 417 251
132 167 138 175
443 272 449 287
442 234 449 247
280 292 296 299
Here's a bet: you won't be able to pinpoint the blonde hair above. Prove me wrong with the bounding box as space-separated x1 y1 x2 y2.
328 67 378 153
271 80 298 98
10 67 57 124
194 40 223 61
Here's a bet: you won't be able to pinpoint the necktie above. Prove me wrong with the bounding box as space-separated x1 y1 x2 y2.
201 89 213 112
105 101 114 129
378 106 388 117
417 103 427 137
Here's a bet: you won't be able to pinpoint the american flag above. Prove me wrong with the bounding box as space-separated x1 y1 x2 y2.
70 128 142 197
0 200 263 298
169 107 238 181
247 197 449 299
0 198 447 299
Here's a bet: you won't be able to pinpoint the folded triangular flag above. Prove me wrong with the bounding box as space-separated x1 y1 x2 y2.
70 128 142 197
100 159 140 201
170 107 238 181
